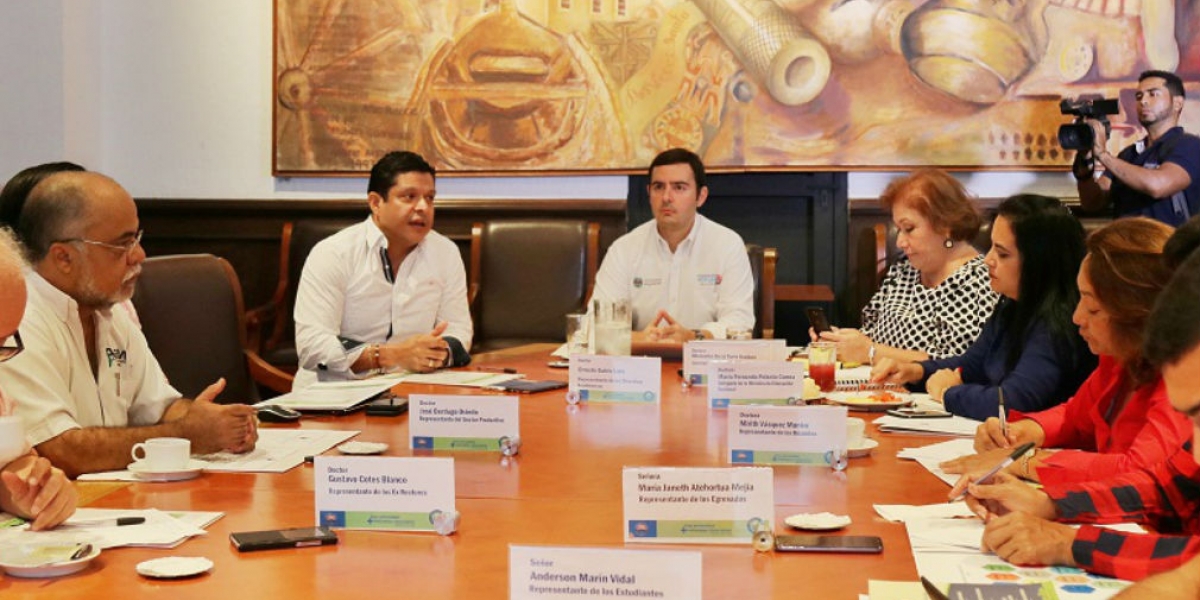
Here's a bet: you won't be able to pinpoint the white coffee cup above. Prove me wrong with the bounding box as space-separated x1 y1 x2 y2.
845 417 866 448
130 437 191 471
0 416 28 466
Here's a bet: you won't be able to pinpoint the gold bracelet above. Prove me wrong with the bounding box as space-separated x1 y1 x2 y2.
371 344 382 371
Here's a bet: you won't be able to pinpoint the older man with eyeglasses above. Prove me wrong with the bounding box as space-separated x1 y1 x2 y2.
0 227 76 529
0 171 257 477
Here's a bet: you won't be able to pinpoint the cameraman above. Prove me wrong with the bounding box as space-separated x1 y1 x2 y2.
1075 70 1200 227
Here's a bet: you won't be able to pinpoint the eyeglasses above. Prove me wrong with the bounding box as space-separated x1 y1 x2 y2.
59 230 144 257
0 331 22 363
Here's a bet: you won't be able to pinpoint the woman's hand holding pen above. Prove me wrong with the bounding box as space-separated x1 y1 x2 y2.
974 418 1044 452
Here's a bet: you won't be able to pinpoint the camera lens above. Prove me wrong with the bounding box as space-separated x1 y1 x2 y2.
1058 123 1093 151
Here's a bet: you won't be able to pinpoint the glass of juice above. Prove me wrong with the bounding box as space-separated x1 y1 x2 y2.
808 341 837 392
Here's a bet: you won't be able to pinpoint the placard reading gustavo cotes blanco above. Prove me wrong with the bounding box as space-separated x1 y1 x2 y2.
315 456 455 532
729 405 847 465
510 545 701 600
622 467 773 544
707 360 808 408
682 340 787 386
410 394 519 451
568 355 661 404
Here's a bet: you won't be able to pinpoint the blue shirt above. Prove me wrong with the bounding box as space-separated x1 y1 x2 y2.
918 304 1095 421
1107 126 1200 226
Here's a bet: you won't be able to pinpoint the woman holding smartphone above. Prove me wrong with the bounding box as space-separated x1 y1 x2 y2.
815 169 998 364
942 218 1192 486
871 194 1095 421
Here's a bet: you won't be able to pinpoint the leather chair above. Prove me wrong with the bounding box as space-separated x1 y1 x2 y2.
248 220 356 377
469 219 600 352
746 244 778 339
132 254 292 403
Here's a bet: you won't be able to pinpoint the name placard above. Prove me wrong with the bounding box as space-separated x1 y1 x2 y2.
707 360 809 408
314 456 455 531
410 394 520 451
568 355 662 404
622 466 774 544
728 405 848 465
510 545 701 600
682 340 788 386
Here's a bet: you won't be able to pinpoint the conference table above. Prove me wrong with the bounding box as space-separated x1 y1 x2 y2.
4 344 958 599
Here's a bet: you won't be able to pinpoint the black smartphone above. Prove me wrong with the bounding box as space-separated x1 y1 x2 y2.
365 395 409 417
230 526 339 552
886 408 953 419
774 535 883 554
806 307 831 335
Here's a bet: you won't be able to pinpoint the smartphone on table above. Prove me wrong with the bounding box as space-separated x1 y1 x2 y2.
774 535 883 554
230 526 339 552
885 408 953 419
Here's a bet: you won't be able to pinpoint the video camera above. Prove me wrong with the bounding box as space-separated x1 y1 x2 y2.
1058 97 1120 151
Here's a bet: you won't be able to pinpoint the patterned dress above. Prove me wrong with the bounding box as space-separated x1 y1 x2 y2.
861 256 998 359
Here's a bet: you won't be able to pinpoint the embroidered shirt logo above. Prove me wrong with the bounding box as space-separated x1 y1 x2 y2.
697 274 722 285
105 347 128 368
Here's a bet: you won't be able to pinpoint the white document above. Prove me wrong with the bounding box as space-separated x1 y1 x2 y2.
401 370 521 388
0 508 213 549
510 545 701 600
258 375 404 411
875 414 982 437
622 466 774 545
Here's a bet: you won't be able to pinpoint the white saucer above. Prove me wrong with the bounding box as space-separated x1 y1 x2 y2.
127 459 205 482
0 542 100 578
848 438 879 458
784 512 852 531
136 556 213 579
337 441 389 455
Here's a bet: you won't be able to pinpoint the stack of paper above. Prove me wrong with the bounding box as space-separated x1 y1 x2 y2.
875 414 982 437
0 508 221 549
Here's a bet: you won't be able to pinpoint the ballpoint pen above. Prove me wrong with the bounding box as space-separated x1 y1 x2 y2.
64 516 147 527
998 386 1008 440
949 441 1035 502
921 576 950 600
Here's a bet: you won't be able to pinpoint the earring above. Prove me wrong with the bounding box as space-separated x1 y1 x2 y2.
944 238 954 249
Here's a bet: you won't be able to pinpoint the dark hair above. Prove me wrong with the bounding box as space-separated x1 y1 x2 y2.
0 162 86 230
1164 214 1200 269
879 168 982 242
994 194 1088 371
1145 249 1200 368
648 148 706 189
1085 218 1175 384
368 151 435 198
1140 70 1185 99
17 171 93 262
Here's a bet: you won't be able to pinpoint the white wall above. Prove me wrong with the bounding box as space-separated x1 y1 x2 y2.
0 1 1079 201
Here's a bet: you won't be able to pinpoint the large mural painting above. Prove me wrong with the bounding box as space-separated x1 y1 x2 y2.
273 0 1200 174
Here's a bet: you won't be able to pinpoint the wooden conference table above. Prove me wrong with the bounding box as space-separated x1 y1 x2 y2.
4 344 956 599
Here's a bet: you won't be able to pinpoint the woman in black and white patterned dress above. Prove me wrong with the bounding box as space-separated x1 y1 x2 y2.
818 169 999 363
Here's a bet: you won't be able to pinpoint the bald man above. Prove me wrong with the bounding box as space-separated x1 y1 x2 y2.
0 172 257 477
0 227 75 529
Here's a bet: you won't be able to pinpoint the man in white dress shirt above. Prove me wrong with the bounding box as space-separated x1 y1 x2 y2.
293 151 472 389
0 171 257 477
591 148 755 343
